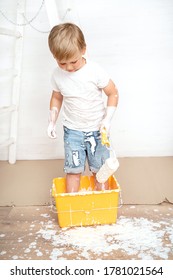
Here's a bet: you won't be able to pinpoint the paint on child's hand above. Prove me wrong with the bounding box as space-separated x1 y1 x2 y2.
101 128 110 147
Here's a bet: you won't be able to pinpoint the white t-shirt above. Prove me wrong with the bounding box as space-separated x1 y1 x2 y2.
51 60 110 131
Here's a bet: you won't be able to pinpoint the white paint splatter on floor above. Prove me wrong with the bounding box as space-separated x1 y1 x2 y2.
1 206 173 260
36 216 173 260
12 255 18 260
0 251 6 256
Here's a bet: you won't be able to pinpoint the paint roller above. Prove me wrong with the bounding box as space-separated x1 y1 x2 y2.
96 128 119 184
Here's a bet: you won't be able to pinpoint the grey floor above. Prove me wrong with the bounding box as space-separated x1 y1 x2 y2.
0 203 173 260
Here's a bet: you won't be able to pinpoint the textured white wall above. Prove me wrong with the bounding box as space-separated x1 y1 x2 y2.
0 0 173 161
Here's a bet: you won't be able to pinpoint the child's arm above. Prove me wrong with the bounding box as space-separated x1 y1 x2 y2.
47 91 63 139
101 79 119 134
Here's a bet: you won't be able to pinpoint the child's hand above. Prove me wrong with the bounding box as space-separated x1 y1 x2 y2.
47 122 57 139
100 127 110 147
100 120 111 136
100 106 116 136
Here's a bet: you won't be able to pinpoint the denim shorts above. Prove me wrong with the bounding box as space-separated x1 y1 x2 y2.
63 126 110 174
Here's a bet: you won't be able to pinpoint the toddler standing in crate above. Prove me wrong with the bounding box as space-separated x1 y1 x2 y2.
47 23 119 192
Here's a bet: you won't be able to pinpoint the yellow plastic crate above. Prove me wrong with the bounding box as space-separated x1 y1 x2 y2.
52 175 120 228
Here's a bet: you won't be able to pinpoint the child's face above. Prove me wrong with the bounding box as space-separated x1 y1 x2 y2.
56 50 86 72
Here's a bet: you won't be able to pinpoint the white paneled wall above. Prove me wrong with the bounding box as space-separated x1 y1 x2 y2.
0 0 173 161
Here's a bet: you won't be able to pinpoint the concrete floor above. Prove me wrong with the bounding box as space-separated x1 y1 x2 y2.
0 203 173 260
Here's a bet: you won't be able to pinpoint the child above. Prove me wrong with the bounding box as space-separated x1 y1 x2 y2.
47 23 119 192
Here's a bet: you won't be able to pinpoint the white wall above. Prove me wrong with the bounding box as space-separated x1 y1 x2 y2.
0 0 173 161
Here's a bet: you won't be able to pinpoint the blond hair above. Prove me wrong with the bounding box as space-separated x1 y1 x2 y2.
48 23 86 61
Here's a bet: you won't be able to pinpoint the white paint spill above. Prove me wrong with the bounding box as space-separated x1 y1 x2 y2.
40 214 50 218
50 248 63 260
30 224 35 228
37 229 57 240
1 206 172 260
18 239 23 243
36 216 173 260
35 249 43 257
29 242 37 249
0 251 6 255
24 248 31 253
65 250 76 255
12 255 18 260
